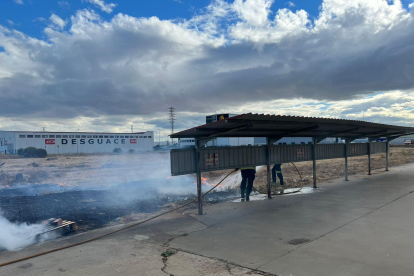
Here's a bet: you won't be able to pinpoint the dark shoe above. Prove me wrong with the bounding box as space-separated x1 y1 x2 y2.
241 198 245 202
246 196 250 201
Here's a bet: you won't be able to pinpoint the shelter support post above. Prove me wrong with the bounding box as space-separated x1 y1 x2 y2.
194 138 203 215
344 140 349 181
312 138 317 188
367 142 371 175
385 140 389 171
266 138 272 199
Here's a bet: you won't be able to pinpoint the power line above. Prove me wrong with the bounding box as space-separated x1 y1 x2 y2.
168 107 176 144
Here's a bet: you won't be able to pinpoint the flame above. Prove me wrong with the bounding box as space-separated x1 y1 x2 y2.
58 183 65 186
200 177 223 188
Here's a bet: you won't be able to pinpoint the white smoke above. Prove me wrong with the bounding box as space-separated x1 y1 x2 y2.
0 211 56 251
88 151 199 196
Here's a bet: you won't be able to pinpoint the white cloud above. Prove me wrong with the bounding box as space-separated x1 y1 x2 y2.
58 1 70 10
33 17 47 23
84 0 117 14
6 20 14 26
286 1 296 7
49 14 67 30
232 0 274 26
1 0 414 131
13 0 23 4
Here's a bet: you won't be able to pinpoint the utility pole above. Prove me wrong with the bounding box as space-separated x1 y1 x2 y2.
168 107 176 145
131 125 133 133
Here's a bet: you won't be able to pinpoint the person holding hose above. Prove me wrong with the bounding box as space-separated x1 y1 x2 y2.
272 163 284 193
240 166 256 201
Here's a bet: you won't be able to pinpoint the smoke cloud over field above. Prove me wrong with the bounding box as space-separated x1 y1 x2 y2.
0 152 243 251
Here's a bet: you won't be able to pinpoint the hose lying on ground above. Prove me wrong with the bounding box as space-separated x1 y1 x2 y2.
252 162 304 196
0 169 237 268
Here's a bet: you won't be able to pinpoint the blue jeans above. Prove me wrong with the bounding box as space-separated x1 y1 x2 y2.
272 164 284 185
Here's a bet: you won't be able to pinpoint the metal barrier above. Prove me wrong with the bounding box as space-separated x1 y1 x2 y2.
270 144 312 163
200 146 266 172
171 142 387 176
370 142 386 154
316 144 344 160
170 148 196 176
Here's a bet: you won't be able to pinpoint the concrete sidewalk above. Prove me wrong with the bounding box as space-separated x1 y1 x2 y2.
171 163 414 276
1 163 414 275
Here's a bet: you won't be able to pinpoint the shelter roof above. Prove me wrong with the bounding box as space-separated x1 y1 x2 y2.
170 113 414 140
0 131 147 134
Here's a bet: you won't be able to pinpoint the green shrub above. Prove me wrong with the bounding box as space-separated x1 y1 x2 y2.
18 147 48 158
36 149 47 158
24 147 38 158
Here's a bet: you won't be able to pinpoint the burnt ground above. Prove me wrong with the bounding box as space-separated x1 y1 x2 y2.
0 184 237 232
0 190 165 231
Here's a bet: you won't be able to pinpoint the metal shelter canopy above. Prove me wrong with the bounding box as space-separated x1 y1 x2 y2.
171 113 414 141
170 113 414 216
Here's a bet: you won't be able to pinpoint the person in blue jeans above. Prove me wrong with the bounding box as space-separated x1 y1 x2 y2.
272 163 284 186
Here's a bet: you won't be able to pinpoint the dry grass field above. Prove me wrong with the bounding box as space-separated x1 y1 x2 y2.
204 147 414 192
0 152 172 188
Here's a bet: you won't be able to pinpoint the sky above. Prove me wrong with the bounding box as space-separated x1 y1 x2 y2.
1 0 414 141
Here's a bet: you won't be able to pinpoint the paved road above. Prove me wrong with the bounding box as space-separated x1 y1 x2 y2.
1 163 414 275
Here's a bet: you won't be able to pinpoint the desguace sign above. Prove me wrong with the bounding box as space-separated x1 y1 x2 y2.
45 139 137 145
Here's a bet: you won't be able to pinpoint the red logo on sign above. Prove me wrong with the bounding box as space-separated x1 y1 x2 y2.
130 139 137 144
45 139 55 145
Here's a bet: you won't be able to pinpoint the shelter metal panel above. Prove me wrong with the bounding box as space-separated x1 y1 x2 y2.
170 148 196 176
200 146 266 172
270 144 312 163
316 144 344 160
348 143 369 157
170 142 388 176
370 142 386 154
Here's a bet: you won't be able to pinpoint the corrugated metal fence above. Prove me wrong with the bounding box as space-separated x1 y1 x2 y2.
316 144 344 160
171 142 387 176
370 142 387 154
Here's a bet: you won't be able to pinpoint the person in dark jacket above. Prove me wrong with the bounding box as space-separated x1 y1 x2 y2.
240 166 256 201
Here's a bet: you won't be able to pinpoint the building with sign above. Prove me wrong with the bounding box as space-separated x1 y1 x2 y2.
0 131 154 154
